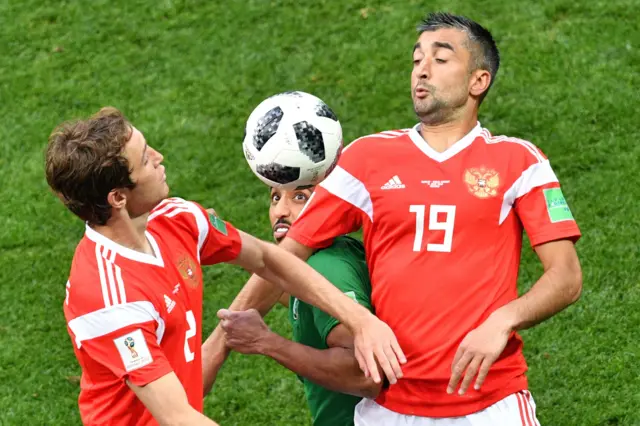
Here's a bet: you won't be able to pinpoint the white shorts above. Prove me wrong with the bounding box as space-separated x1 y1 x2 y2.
354 391 540 426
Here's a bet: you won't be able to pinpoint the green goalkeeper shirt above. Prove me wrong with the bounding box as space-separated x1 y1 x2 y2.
288 236 373 426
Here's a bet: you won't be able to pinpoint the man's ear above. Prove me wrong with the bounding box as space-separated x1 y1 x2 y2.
469 69 492 98
107 189 127 210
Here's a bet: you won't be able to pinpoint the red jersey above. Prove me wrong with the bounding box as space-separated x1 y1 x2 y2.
287 123 581 417
64 197 242 425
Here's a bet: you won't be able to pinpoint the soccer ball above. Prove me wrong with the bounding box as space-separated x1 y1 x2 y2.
242 91 343 189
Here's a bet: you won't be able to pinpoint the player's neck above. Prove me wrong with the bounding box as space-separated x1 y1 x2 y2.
92 213 154 255
419 115 478 153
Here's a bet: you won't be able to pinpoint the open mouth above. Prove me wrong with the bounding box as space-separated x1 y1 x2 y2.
273 223 291 241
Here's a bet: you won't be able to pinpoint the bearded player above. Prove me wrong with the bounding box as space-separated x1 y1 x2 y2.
205 11 582 425
213 186 381 426
45 107 404 425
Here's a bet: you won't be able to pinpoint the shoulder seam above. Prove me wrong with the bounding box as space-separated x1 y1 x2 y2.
148 197 192 221
479 129 544 163
148 198 209 261
344 129 410 153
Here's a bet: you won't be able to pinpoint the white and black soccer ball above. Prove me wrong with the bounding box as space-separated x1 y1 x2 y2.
242 91 343 189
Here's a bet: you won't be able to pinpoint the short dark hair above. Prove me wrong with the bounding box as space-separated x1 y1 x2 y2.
417 12 500 102
45 107 136 226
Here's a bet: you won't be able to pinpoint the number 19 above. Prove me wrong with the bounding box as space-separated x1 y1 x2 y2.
409 204 456 252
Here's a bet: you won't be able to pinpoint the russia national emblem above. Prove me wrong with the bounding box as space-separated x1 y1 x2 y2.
177 255 199 288
464 167 500 198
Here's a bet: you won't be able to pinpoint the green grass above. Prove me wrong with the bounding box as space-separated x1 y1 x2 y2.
0 0 638 425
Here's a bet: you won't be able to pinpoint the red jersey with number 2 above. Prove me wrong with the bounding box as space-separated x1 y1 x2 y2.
287 123 581 417
64 198 242 425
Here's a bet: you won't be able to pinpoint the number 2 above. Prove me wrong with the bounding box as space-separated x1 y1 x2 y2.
409 204 456 252
184 310 196 362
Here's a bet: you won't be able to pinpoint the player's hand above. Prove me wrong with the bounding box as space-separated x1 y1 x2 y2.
352 313 406 385
206 208 217 216
217 308 272 355
447 310 513 395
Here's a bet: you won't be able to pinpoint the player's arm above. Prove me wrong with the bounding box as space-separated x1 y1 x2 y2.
229 236 313 315
128 373 219 426
263 324 382 399
205 234 403 394
217 309 382 399
262 325 382 399
67 291 220 424
497 176 583 330
202 237 312 395
228 232 404 381
449 236 582 396
448 164 582 395
496 239 582 331
204 161 408 391
244 243 381 398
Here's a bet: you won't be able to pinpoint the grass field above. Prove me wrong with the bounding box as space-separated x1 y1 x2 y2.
0 0 638 425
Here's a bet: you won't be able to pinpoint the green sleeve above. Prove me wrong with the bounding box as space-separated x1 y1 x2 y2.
307 247 372 346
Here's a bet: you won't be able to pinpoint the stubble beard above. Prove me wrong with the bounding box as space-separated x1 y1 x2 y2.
414 98 452 126
413 84 455 126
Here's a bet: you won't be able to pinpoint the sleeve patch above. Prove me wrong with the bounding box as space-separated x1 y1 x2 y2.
543 188 574 222
114 329 154 372
208 212 228 235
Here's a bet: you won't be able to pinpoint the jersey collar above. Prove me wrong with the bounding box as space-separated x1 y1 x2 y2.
408 121 483 163
85 224 165 267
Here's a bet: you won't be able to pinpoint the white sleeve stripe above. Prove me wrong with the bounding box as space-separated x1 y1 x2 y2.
148 199 209 262
499 160 558 224
94 246 128 308
147 197 194 221
483 134 544 163
491 136 542 162
95 244 111 308
115 265 127 304
344 131 403 152
163 201 209 259
186 202 209 259
103 247 120 306
68 301 165 349
318 166 374 222
165 207 191 217
147 202 185 222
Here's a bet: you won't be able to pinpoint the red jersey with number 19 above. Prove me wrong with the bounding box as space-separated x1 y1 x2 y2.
287 122 581 417
64 198 242 426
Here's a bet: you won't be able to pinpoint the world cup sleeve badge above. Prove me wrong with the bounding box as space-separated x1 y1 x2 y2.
114 329 153 372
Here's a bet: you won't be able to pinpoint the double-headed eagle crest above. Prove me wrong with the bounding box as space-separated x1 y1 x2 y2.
463 167 500 198
177 255 199 288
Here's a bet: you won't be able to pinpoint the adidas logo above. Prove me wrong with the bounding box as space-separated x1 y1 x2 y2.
164 294 176 313
381 175 405 190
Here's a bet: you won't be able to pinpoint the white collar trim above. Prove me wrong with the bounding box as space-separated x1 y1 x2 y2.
85 224 164 267
408 121 483 162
